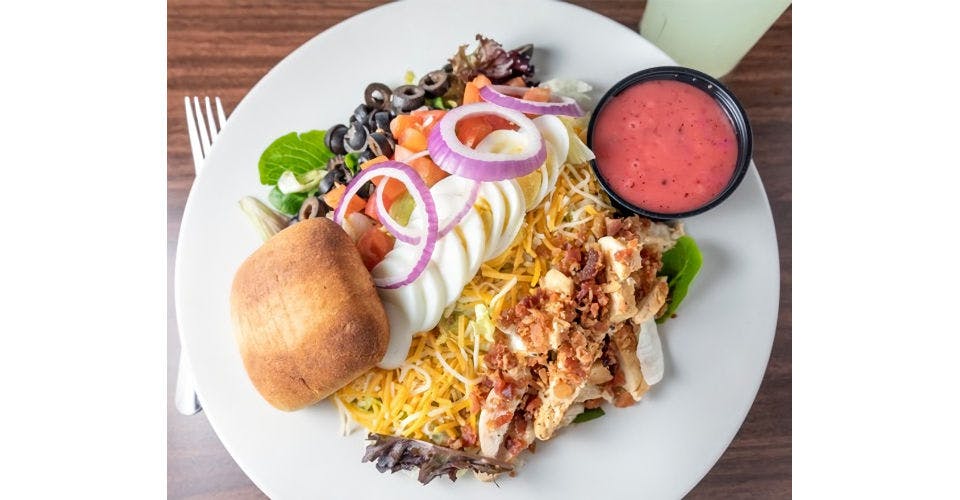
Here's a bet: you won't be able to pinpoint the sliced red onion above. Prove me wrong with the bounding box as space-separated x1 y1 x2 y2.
375 178 480 245
439 179 480 238
427 102 546 181
333 161 438 289
375 181 420 245
479 85 584 117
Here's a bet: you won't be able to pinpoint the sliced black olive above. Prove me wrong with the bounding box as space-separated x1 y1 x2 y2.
392 85 426 112
318 169 338 195
419 70 450 97
365 82 393 110
373 111 392 133
298 196 320 220
356 181 376 200
354 104 372 126
344 121 368 152
358 149 376 163
442 63 453 73
334 167 350 185
325 124 348 155
367 131 394 158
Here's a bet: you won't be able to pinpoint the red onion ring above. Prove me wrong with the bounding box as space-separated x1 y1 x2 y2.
375 177 480 245
479 85 584 117
333 161 438 289
427 102 546 181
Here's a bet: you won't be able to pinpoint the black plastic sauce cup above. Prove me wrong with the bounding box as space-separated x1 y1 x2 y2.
587 66 753 220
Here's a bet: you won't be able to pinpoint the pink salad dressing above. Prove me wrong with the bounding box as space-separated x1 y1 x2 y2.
593 80 738 214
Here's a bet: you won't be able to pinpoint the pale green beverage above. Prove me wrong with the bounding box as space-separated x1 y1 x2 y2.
640 0 791 78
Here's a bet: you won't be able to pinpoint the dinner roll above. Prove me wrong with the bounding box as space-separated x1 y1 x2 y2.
230 217 389 411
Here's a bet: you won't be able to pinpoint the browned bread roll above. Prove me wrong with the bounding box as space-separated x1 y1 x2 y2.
230 217 389 411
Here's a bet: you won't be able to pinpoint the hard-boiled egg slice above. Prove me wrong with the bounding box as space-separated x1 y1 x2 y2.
534 114 570 167
378 301 412 369
488 179 526 259
431 231 472 308
414 260 447 333
456 208 488 281
375 244 427 324
478 182 508 262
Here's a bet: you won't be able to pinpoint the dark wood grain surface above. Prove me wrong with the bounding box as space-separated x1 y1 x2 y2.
167 2 791 497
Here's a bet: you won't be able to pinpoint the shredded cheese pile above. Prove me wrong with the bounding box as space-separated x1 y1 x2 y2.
335 155 613 447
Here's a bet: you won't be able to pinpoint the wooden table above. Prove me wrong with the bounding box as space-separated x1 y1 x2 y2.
168 2 791 497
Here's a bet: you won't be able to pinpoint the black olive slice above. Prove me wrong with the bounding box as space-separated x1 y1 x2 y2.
354 104 372 126
371 111 390 136
392 85 426 112
356 181 376 200
365 83 393 110
367 131 394 158
326 124 348 155
318 168 338 195
358 149 376 163
419 70 450 97
344 121 368 152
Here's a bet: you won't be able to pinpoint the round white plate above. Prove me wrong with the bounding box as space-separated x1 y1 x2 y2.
175 0 780 498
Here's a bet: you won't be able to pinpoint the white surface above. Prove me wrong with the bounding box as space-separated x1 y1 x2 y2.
174 0 780 498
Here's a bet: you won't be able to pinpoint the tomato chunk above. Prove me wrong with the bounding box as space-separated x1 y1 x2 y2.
357 228 395 271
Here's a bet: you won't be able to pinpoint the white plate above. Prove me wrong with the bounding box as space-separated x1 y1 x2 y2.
175 0 780 498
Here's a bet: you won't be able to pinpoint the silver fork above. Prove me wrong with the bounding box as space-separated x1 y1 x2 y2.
177 96 228 415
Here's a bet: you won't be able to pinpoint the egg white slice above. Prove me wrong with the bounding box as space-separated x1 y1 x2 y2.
456 208 488 282
478 181 508 262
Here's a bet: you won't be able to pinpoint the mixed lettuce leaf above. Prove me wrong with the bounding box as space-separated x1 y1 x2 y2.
657 235 703 323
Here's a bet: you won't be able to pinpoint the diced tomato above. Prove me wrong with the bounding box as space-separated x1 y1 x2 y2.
360 155 389 171
462 82 481 105
522 86 551 102
409 156 448 187
357 228 395 271
505 76 526 87
390 114 417 139
455 116 494 148
411 110 446 136
483 114 517 132
322 184 365 215
472 74 492 88
398 127 427 152
364 193 380 222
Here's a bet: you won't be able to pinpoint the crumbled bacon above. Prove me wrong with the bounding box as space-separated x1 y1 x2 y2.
605 217 623 237
559 245 582 276
584 398 604 409
612 387 636 408
460 425 478 448
576 247 603 282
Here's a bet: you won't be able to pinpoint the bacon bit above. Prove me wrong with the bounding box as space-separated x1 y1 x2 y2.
448 438 464 450
493 412 513 427
612 387 636 408
605 217 624 237
460 425 478 447
559 245 582 276
576 247 602 282
525 396 542 413
584 398 604 410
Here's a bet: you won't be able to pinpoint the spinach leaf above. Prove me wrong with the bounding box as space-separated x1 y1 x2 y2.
572 407 605 424
268 186 307 216
657 235 703 323
257 130 334 185
344 152 361 175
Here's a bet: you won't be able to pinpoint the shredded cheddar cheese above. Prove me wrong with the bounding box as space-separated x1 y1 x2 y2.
334 160 613 446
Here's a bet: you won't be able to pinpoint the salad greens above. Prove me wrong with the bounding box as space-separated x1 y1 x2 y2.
343 151 361 175
268 187 308 216
257 130 333 185
277 169 323 194
572 407 605 424
657 235 703 323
